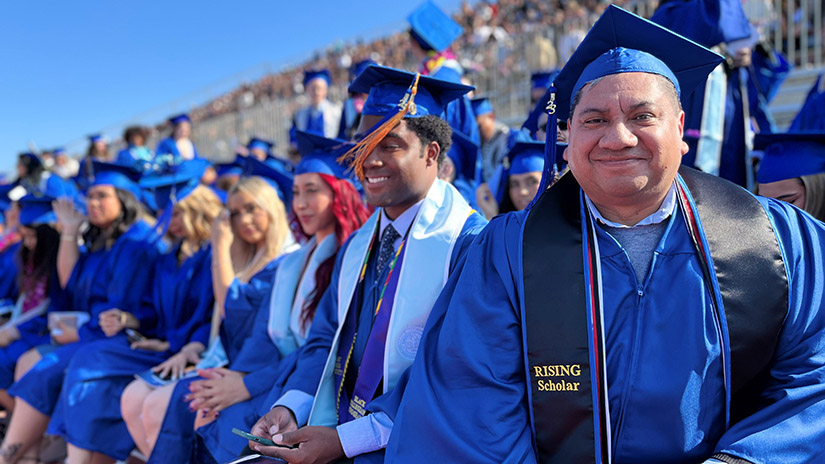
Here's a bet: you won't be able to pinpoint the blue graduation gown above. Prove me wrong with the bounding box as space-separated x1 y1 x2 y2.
147 259 280 464
155 137 200 165
0 271 68 389
48 244 214 460
385 197 825 463
8 221 162 416
0 242 20 306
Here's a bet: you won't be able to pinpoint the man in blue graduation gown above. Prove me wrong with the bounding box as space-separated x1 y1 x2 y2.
385 6 825 464
248 65 486 463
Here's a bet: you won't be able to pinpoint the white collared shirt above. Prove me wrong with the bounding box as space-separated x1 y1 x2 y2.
585 183 678 228
377 198 425 251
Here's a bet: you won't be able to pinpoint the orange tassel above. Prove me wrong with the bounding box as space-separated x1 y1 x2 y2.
338 74 421 181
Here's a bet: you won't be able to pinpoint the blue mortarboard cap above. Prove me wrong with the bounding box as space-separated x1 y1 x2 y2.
53 147 66 156
554 5 724 121
508 141 546 176
139 159 209 212
85 161 142 200
754 133 825 184
651 0 752 48
19 195 57 226
352 59 378 83
294 130 353 180
447 130 480 182
17 176 81 226
243 156 294 208
352 65 474 120
531 71 555 91
303 69 331 86
470 97 494 117
168 113 191 125
490 141 559 203
248 137 275 156
408 1 463 53
88 134 105 143
216 157 244 177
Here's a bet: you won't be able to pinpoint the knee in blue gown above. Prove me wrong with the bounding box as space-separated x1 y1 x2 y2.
147 377 199 464
0 339 39 389
49 336 168 460
9 342 83 415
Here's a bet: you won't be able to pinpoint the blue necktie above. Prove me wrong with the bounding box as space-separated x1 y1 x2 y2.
375 225 400 281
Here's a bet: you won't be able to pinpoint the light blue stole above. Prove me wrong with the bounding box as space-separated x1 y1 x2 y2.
267 234 338 356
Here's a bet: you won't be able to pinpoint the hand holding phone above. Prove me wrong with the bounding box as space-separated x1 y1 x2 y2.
232 428 294 449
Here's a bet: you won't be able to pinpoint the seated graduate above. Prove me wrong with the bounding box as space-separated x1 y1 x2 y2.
14 152 78 201
0 161 163 464
476 140 546 219
755 133 825 222
155 113 199 165
46 161 223 464
0 190 67 411
247 64 487 463
385 6 825 463
192 130 370 463
0 186 23 320
121 167 292 464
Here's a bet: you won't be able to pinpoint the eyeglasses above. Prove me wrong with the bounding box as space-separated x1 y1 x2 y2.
229 203 263 222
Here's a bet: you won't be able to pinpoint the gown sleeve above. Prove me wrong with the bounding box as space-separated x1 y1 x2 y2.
713 199 825 463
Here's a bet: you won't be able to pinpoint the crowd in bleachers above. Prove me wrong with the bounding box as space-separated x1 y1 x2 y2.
0 1 824 463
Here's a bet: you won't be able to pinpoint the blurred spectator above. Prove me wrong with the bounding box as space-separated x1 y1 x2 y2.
50 148 79 179
471 97 522 182
155 114 199 165
116 126 154 172
85 134 110 162
290 69 342 144
338 59 376 140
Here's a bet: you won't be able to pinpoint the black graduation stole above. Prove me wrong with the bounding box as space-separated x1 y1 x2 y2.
521 167 788 463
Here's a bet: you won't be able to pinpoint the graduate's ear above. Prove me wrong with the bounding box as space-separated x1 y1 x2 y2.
424 141 440 168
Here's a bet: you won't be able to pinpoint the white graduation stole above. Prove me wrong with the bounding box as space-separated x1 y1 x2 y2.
308 180 473 426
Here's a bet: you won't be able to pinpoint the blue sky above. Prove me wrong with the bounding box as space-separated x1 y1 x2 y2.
0 0 461 175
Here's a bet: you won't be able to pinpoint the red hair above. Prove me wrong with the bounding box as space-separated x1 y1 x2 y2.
290 174 370 331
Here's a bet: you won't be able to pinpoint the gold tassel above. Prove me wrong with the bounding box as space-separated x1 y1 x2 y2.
338 73 421 180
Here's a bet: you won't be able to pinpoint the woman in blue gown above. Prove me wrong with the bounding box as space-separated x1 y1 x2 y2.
121 176 291 463
0 193 65 412
0 162 163 464
476 141 546 219
50 181 224 464
192 134 371 463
